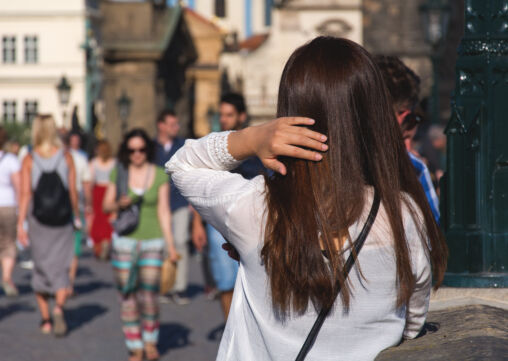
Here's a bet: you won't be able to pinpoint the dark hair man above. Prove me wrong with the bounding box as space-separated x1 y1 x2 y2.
375 55 440 224
207 93 264 320
154 109 206 305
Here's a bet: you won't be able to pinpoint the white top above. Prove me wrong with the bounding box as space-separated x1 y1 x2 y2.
0 151 21 207
70 149 91 192
166 132 432 361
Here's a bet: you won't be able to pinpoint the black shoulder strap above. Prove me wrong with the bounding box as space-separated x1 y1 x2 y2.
116 163 129 200
295 191 381 361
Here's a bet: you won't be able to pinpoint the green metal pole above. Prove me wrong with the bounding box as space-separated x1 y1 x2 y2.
442 0 508 287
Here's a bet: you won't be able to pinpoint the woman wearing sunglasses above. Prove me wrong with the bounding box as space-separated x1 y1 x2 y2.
166 37 447 360
103 128 178 361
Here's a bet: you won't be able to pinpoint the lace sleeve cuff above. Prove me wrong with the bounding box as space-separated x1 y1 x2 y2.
207 131 242 170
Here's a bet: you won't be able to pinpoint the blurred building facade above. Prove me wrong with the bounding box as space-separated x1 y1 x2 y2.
0 0 99 128
173 0 273 41
184 8 223 137
100 1 197 148
216 0 363 123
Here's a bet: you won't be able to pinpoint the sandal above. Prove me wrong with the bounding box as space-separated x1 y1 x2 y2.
53 306 67 337
40 319 52 334
144 344 160 361
2 281 19 297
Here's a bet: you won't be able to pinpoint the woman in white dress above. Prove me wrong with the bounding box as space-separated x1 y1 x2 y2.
167 37 448 361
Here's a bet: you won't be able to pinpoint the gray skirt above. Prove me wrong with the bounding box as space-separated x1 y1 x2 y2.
28 215 74 294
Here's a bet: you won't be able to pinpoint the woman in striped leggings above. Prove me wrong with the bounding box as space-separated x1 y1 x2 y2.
103 129 178 361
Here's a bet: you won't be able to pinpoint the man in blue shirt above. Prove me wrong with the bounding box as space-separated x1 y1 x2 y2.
155 110 206 305
207 93 264 320
375 55 440 224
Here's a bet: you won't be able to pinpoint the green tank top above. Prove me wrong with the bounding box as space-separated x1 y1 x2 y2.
110 165 169 240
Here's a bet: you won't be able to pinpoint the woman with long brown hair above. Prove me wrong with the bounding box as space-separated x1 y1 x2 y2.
167 37 447 360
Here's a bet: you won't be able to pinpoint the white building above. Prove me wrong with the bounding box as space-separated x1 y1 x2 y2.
183 0 363 123
173 0 273 41
240 0 363 122
0 0 94 128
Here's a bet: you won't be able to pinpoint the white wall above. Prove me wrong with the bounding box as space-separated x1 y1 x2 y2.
192 0 270 40
241 7 363 120
0 0 87 127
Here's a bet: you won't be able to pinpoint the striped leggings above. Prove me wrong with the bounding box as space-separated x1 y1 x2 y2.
112 237 164 351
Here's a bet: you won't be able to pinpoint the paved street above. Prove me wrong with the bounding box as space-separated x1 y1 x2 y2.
2 248 507 361
0 250 223 361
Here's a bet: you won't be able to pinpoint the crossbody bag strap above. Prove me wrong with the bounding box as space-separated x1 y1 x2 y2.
295 191 381 361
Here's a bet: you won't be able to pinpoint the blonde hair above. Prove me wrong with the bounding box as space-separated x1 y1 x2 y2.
31 114 62 156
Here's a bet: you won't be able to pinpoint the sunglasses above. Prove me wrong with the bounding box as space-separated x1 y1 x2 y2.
127 147 147 155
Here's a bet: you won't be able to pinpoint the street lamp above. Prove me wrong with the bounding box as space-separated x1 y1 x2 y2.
116 90 131 134
56 75 72 127
419 0 451 124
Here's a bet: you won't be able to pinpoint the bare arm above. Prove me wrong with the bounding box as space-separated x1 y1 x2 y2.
83 180 92 210
191 206 207 251
16 156 32 246
157 181 178 262
65 152 79 216
10 170 20 204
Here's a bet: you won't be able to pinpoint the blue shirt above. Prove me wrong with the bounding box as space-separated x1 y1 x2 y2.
154 137 188 211
232 156 264 180
408 152 440 225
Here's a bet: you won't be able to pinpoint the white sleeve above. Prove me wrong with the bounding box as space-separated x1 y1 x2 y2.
165 132 259 246
7 154 21 174
80 155 92 182
403 206 432 339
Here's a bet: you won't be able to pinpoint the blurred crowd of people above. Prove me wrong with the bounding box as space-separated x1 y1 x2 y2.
0 54 446 361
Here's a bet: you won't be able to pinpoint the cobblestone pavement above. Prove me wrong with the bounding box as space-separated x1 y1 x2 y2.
0 251 223 361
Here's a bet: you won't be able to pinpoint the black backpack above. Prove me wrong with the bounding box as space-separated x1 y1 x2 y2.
32 151 73 226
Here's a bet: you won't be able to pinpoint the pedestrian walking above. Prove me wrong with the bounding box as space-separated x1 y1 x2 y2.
66 132 92 296
17 114 79 337
205 93 264 320
166 37 448 360
103 128 178 361
0 126 21 297
154 109 206 305
89 139 115 260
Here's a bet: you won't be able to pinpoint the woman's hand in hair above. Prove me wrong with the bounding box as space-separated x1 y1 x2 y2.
228 117 328 175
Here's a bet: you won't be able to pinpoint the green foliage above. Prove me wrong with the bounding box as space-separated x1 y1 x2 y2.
1 120 31 145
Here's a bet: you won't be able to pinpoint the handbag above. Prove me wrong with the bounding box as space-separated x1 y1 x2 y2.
113 164 151 236
159 253 181 295
295 191 381 361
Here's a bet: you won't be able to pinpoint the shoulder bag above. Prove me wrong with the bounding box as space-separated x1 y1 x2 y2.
113 164 151 236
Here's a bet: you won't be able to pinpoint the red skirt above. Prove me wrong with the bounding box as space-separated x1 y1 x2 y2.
90 185 113 244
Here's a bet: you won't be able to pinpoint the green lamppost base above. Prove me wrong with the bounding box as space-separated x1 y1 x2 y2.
443 273 508 288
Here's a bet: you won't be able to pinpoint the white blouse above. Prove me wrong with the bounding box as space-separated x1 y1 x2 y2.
166 132 431 361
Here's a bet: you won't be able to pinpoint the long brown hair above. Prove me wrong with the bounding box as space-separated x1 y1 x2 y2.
262 37 447 317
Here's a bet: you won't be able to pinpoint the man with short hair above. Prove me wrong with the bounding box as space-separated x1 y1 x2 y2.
207 93 264 320
155 110 207 305
375 55 440 224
